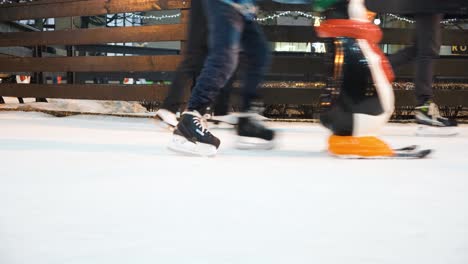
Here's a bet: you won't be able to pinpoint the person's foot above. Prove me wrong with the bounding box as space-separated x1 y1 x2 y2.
415 101 458 136
236 115 275 150
415 101 457 127
155 108 178 129
168 111 221 156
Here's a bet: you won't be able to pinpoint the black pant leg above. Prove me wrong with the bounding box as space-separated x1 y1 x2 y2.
161 0 208 112
413 13 442 105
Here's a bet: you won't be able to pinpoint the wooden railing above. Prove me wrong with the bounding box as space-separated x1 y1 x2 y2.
0 0 467 106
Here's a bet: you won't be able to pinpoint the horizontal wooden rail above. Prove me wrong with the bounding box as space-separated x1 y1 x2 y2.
1 25 466 47
0 55 182 72
0 24 188 47
381 28 468 46
264 27 468 46
1 55 466 78
0 84 169 101
0 55 322 73
75 45 181 55
397 58 468 78
0 0 191 21
1 84 467 106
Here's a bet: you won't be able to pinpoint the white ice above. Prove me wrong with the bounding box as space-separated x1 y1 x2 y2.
0 111 467 264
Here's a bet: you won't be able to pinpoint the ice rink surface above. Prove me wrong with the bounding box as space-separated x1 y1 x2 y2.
1 111 467 264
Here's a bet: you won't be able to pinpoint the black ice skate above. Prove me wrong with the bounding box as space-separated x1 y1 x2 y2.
415 101 458 137
236 115 275 150
168 111 221 156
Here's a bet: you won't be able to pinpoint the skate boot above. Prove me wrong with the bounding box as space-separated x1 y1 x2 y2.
168 111 220 156
415 101 458 137
155 108 178 130
236 115 275 150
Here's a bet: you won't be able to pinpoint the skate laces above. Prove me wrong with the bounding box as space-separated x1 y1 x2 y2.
416 102 441 120
428 103 442 120
193 116 209 134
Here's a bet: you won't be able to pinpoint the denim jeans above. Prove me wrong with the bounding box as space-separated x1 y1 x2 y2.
162 0 233 114
188 0 270 113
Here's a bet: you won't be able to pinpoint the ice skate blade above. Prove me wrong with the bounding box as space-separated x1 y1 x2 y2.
416 126 459 137
209 114 239 125
154 118 176 131
155 109 178 130
236 136 275 150
330 150 432 160
168 135 218 157
330 149 432 159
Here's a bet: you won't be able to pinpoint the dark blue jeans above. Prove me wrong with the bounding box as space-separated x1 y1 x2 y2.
188 0 270 114
162 0 235 115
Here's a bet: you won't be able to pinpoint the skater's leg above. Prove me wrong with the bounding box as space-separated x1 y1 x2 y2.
187 0 243 115
156 0 208 128
160 0 208 113
208 22 269 121
234 20 275 149
169 0 245 156
213 76 235 116
389 46 416 69
411 14 457 133
413 13 442 105
239 20 271 112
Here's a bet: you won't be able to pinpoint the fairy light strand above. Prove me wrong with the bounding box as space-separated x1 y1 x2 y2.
129 13 181 21
0 0 465 25
388 13 468 25
256 11 325 22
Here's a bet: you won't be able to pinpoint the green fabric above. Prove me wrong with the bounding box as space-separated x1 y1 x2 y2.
313 0 340 11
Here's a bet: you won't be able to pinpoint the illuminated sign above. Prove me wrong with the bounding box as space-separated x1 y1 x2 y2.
452 45 468 55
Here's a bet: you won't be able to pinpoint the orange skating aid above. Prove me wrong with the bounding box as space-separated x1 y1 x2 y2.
328 135 394 158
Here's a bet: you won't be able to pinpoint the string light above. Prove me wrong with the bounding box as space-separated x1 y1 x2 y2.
115 11 468 25
0 0 466 26
129 10 324 23
129 13 181 21
256 11 324 22
387 13 468 25
132 10 325 22
0 0 34 3
441 18 468 25
387 14 415 24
